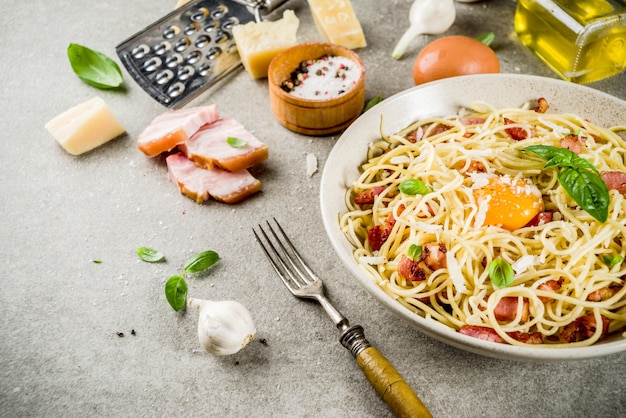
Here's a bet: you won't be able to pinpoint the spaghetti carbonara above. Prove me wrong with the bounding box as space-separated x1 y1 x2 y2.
340 98 626 347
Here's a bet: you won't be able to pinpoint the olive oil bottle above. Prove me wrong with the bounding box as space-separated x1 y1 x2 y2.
515 0 626 84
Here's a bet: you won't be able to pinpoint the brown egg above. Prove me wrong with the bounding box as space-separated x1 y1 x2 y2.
413 36 500 85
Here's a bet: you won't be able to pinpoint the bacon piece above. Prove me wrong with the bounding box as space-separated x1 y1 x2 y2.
137 105 219 157
367 205 405 251
537 277 564 302
559 313 610 343
601 171 626 194
354 186 386 205
504 117 534 141
405 127 424 143
423 243 447 270
525 211 553 227
460 325 544 344
459 117 486 125
165 153 261 204
179 116 268 172
398 255 427 281
493 296 529 323
587 286 619 302
397 243 447 281
560 133 586 154
534 97 550 113
459 325 504 343
507 331 543 344
464 160 487 174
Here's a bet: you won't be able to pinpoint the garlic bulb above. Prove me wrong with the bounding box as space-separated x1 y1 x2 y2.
392 0 456 59
188 298 256 356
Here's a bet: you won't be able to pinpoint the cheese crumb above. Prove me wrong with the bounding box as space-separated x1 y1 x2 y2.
306 153 318 177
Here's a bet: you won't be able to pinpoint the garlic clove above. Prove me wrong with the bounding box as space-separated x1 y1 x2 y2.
188 298 256 356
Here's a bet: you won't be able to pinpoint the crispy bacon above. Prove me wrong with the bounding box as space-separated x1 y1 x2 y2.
398 255 427 281
493 296 530 323
464 160 487 174
507 331 544 344
397 243 448 281
525 211 554 227
367 205 405 251
587 286 620 302
559 313 610 343
405 127 423 143
504 117 534 141
459 325 543 344
534 97 550 113
537 277 564 302
560 133 586 154
459 325 504 343
601 171 626 194
459 117 487 125
354 186 386 205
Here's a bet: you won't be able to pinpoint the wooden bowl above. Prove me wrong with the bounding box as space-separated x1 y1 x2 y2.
268 43 366 136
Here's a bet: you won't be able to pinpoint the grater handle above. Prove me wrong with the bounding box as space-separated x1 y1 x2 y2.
261 0 290 12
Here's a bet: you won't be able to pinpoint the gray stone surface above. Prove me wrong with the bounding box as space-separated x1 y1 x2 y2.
1 0 625 417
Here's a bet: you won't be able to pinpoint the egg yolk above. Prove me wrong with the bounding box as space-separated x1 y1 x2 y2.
473 176 544 231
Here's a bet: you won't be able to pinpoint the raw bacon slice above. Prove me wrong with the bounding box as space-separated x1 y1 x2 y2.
181 116 269 172
138 105 219 157
165 153 261 204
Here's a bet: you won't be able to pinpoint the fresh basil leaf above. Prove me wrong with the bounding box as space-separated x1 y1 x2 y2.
183 250 220 273
603 254 624 267
407 244 423 260
227 136 247 148
137 247 165 263
363 95 384 113
476 32 495 46
67 43 123 89
488 258 514 288
92 259 102 264
557 168 609 223
399 179 429 195
165 275 187 311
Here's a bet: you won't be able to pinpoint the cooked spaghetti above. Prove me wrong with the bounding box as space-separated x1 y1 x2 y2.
340 98 626 347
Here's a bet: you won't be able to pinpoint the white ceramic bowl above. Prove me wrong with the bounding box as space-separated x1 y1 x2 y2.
320 73 626 362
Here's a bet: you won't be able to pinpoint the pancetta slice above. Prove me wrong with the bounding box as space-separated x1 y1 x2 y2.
165 153 261 204
137 105 219 157
180 116 269 172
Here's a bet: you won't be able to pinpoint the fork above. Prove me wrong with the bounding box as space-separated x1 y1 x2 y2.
253 219 432 418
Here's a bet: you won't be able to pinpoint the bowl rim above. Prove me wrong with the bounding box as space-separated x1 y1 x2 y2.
319 73 626 362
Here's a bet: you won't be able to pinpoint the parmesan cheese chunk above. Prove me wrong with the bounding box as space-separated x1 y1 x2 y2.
232 10 299 79
307 0 367 49
45 97 125 155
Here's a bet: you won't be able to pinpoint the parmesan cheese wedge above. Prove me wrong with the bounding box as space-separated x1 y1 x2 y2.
232 10 300 79
307 0 367 49
45 97 125 155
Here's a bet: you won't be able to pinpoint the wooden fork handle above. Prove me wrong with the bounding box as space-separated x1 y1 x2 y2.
341 326 432 418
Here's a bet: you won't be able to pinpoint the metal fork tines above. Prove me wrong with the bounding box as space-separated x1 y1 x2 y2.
252 219 349 331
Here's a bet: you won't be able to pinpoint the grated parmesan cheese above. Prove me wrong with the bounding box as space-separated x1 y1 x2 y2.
306 153 318 177
446 251 467 293
512 255 538 274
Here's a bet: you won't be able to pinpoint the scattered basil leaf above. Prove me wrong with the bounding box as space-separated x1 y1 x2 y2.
165 275 187 311
399 179 429 196
408 244 423 260
183 250 220 273
603 254 624 267
227 136 247 148
137 247 165 263
488 258 514 288
476 32 495 46
67 43 123 89
92 259 102 264
521 145 609 223
363 95 384 113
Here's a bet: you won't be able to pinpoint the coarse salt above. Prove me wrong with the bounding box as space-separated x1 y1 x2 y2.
285 55 361 100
